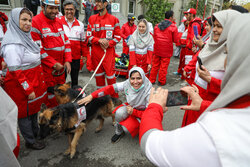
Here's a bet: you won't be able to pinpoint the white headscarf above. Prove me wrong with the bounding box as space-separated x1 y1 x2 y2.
199 10 241 71
124 67 152 110
1 8 40 54
127 19 154 49
206 14 250 111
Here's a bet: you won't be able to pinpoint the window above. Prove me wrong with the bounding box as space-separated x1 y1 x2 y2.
0 0 10 6
128 0 135 14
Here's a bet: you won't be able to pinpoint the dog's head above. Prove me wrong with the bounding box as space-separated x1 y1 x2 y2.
54 83 71 104
39 103 60 139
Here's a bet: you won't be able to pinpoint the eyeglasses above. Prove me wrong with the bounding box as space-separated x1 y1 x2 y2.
64 8 74 11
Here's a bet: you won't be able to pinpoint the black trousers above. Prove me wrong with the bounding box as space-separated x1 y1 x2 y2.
70 59 80 87
18 113 39 144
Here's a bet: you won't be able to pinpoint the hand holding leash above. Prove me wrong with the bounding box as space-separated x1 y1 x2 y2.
73 49 107 102
77 94 93 105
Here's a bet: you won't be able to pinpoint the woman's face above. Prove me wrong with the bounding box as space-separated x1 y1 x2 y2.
130 72 143 90
19 13 32 32
212 19 223 42
205 21 211 32
138 21 147 34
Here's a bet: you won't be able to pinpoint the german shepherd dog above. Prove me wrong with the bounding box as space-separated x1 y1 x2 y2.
39 83 121 158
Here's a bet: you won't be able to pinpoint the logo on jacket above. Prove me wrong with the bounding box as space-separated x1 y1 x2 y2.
42 28 51 33
106 31 113 39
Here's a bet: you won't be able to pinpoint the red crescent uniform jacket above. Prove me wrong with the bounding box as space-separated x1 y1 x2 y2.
153 19 178 58
86 12 121 61
31 12 72 87
59 16 89 60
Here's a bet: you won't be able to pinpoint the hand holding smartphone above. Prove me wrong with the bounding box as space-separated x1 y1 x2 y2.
193 25 198 39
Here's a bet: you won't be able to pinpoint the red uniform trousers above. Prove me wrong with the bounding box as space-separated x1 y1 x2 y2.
149 55 171 85
113 103 144 137
92 46 117 97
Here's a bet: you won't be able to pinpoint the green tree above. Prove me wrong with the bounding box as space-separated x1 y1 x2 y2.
141 0 173 26
186 0 211 18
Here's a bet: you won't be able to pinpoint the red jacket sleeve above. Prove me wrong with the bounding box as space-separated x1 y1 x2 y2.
200 100 212 113
91 85 116 99
172 26 179 44
207 77 221 95
120 25 127 39
147 50 153 65
139 103 164 144
86 18 100 45
129 51 136 66
108 18 121 48
131 108 144 118
31 21 58 68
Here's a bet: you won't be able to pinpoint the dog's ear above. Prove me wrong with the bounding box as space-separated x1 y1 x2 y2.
65 82 71 88
40 103 47 112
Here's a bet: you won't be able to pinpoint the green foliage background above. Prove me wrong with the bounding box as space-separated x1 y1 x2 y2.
141 0 173 26
186 0 211 18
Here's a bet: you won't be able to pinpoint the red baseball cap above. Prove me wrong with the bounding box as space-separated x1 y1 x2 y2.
184 8 196 15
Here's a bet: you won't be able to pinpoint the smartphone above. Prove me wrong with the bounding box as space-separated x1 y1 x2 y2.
166 90 188 107
193 25 198 39
197 56 203 70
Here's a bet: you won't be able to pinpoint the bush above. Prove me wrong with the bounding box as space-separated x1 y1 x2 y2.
141 0 173 26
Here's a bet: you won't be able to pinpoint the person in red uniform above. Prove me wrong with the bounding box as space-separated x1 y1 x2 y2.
86 0 121 97
120 15 137 57
60 0 89 87
78 67 152 143
184 8 202 63
31 0 72 107
181 10 241 127
149 10 178 85
127 19 154 77
139 15 250 166
2 8 47 150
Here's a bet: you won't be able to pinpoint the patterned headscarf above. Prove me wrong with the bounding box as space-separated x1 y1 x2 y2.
124 67 152 110
1 8 40 54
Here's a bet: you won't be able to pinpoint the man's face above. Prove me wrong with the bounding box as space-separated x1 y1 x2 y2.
43 5 59 20
129 19 135 25
95 1 107 11
64 4 75 20
186 13 192 21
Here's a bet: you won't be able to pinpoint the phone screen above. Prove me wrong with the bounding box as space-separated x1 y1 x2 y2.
193 25 198 39
166 90 188 107
197 56 203 70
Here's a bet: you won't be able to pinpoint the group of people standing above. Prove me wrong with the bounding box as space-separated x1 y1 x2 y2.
0 0 250 166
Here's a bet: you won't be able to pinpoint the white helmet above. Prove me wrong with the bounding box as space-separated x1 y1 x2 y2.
41 0 60 6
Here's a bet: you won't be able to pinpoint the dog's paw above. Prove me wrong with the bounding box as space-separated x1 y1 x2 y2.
64 148 71 155
95 128 102 133
70 149 76 159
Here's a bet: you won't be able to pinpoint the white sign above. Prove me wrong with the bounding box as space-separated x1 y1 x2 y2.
112 3 120 13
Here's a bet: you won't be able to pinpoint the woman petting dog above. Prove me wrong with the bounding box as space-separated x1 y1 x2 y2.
78 67 152 143
1 8 47 150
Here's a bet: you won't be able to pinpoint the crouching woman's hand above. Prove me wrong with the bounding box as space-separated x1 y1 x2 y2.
77 94 93 105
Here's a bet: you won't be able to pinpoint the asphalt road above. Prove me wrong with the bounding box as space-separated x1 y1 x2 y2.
18 56 185 167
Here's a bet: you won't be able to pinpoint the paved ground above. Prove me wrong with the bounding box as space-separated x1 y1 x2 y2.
18 48 185 167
